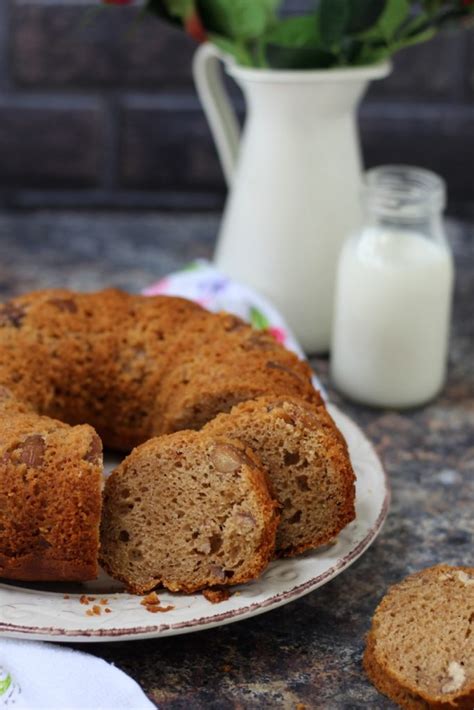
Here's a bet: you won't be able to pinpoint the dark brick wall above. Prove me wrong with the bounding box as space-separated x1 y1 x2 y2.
0 1 473 213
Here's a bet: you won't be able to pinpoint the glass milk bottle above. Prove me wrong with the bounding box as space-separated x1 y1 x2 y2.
330 165 454 408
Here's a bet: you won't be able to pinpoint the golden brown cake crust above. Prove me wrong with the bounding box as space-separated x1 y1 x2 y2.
364 565 474 710
0 554 99 583
0 288 207 451
0 289 322 448
0 391 103 583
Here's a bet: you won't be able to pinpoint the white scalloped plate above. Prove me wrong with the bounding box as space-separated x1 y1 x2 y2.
0 405 389 642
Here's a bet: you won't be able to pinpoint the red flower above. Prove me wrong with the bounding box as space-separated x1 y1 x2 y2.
184 10 207 43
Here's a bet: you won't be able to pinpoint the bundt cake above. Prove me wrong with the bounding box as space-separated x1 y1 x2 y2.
204 396 356 556
0 288 354 587
100 432 279 594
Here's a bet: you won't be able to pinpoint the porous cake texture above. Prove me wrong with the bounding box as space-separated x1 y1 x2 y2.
204 397 356 556
100 431 279 594
364 564 474 709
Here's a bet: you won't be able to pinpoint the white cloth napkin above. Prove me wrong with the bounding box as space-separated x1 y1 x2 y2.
0 638 155 709
0 260 323 710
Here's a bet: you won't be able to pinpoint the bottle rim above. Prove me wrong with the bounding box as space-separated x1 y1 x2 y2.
363 165 446 217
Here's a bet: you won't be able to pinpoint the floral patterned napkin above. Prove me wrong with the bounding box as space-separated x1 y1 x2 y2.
144 259 324 396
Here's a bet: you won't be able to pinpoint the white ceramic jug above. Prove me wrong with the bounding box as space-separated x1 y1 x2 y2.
193 43 390 352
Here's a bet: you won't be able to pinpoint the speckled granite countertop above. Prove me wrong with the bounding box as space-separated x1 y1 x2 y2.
1 211 472 709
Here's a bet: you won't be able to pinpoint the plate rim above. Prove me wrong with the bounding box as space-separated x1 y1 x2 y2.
0 405 390 642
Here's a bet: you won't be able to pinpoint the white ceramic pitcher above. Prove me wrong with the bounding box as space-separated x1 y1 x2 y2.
193 43 390 352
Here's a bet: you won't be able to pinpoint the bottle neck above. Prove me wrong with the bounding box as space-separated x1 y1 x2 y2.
362 165 447 246
364 209 446 245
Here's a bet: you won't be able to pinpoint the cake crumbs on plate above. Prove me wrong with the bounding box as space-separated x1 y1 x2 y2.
145 604 175 613
85 605 102 617
203 587 233 604
140 592 160 606
79 594 89 605
140 592 174 613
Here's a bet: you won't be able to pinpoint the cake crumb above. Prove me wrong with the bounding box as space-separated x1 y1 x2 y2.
79 594 89 605
63 594 70 599
145 604 175 613
140 591 174 613
99 598 109 605
87 596 96 602
140 592 160 606
104 608 112 613
92 605 101 615
203 587 232 604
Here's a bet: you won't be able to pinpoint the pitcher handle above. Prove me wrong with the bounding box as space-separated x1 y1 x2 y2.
193 43 240 187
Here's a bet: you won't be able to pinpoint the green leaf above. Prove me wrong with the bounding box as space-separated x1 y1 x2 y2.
260 0 281 16
394 26 436 50
398 11 431 37
319 0 350 50
347 0 386 35
263 15 336 69
0 674 12 697
421 0 444 14
352 41 391 65
146 0 194 23
378 0 410 40
197 0 271 40
265 44 336 69
145 0 465 69
164 0 194 15
210 34 254 65
249 306 269 330
358 0 410 42
264 14 320 48
181 260 203 271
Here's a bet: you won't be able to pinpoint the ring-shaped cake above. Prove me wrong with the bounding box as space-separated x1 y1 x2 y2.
0 289 355 593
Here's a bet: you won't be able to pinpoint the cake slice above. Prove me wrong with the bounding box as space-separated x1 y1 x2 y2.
0 392 103 582
153 344 322 436
204 397 356 556
100 431 279 594
364 564 474 709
